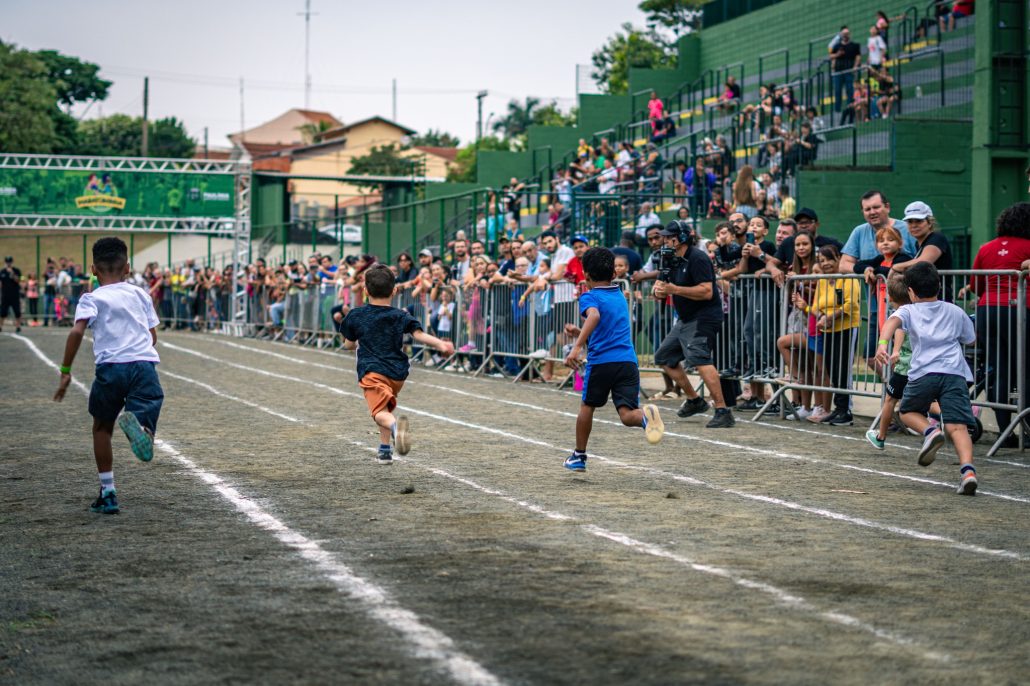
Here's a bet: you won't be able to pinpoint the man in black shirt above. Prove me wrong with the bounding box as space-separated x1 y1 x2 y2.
829 26 862 117
762 208 843 285
653 222 735 428
0 256 23 333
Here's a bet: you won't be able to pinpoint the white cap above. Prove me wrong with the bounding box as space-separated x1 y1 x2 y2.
903 201 933 221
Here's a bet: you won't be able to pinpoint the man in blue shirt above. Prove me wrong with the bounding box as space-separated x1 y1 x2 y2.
562 247 664 472
839 190 916 365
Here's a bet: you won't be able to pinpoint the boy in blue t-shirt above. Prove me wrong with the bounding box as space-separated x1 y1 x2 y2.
562 247 663 472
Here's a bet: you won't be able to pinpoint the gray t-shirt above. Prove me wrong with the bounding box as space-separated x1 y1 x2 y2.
891 301 974 382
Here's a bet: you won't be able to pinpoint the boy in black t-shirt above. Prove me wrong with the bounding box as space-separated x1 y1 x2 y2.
340 265 454 463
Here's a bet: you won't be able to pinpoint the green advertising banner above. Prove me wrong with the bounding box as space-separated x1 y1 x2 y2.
0 168 235 218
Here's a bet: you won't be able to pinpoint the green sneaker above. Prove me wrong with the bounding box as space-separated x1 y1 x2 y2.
118 413 153 462
90 488 119 514
865 430 885 451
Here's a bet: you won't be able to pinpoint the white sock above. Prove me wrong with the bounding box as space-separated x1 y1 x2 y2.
99 471 115 492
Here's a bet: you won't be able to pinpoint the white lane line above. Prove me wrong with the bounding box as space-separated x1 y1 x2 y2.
330 437 949 664
189 335 1030 473
9 334 504 686
158 340 1028 561
160 369 302 423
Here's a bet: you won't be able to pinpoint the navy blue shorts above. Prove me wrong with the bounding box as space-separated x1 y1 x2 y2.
582 362 640 410
89 361 164 434
899 372 975 428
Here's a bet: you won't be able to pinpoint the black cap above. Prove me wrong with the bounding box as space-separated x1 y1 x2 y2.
659 220 694 238
3 256 12 262
794 207 818 221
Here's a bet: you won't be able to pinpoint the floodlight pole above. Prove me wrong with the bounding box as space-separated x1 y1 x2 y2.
141 77 149 157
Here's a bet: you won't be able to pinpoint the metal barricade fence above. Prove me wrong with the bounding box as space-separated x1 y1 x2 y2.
483 282 535 380
757 273 878 420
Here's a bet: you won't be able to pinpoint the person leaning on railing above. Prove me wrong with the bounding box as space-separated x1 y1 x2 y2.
962 202 1030 445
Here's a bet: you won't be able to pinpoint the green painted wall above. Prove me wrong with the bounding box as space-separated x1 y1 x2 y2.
577 94 633 137
797 120 972 259
477 150 532 188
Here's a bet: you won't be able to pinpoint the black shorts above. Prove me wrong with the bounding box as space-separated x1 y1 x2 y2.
89 361 164 433
0 300 20 319
582 361 640 410
899 372 976 428
654 318 719 369
885 372 908 400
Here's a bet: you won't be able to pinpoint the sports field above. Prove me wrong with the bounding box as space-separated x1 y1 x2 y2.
2 329 1028 685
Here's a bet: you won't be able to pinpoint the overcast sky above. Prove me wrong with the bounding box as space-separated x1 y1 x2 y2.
4 0 650 149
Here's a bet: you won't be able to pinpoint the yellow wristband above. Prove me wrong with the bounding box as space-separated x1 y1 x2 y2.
877 339 888 346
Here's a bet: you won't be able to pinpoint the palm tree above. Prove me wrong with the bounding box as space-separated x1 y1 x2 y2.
296 120 334 144
492 97 541 139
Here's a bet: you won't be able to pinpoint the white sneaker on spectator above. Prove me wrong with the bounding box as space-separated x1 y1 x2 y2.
795 406 813 420
806 406 829 423
444 363 459 372
529 348 549 360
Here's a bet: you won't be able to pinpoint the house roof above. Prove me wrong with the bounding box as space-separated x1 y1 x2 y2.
413 146 458 162
228 108 342 146
319 115 416 141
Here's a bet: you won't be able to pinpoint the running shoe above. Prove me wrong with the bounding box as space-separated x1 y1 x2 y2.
118 412 153 462
677 397 709 418
705 408 736 428
90 488 119 514
738 398 761 412
643 404 664 445
827 410 854 426
563 453 587 472
865 430 885 450
458 342 476 353
805 406 829 423
377 447 394 464
394 416 410 456
917 428 945 466
956 471 978 495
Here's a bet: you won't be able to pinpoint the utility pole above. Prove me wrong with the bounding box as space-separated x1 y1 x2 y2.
392 78 397 121
239 78 245 146
141 77 149 156
298 0 317 109
203 127 209 158
476 90 488 148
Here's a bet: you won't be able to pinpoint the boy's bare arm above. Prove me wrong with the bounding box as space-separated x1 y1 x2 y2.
564 308 600 370
412 329 455 356
151 327 157 347
54 319 88 401
342 338 357 350
875 316 902 366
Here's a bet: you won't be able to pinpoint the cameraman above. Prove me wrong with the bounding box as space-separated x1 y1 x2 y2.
653 222 735 428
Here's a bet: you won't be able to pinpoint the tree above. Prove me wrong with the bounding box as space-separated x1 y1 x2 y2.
446 136 511 183
347 144 420 189
0 42 59 153
532 102 578 128
77 114 195 157
591 23 676 95
296 119 334 144
492 97 541 140
638 0 708 48
35 49 111 112
408 129 460 148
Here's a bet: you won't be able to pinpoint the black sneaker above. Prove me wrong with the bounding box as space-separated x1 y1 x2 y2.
377 448 393 464
90 488 119 514
738 398 761 411
718 367 740 379
706 408 736 428
827 410 854 426
819 409 842 424
677 397 709 418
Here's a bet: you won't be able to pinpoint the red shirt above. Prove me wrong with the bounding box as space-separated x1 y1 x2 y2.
970 236 1030 307
564 257 585 286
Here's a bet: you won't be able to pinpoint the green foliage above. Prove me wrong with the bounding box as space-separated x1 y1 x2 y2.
638 0 708 46
0 42 59 153
347 144 420 189
532 103 578 128
591 23 677 95
446 137 510 183
35 49 110 111
296 120 335 144
77 115 195 158
492 97 541 140
409 129 461 148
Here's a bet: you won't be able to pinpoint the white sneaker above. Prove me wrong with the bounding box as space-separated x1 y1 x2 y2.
529 348 549 360
806 406 828 424
444 364 459 372
424 357 437 368
796 406 813 420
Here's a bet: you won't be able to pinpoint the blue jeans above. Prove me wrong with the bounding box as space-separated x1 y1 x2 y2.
270 301 285 327
833 72 854 114
43 294 55 325
88 361 164 434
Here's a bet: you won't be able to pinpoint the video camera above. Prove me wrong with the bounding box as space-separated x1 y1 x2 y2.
654 246 683 282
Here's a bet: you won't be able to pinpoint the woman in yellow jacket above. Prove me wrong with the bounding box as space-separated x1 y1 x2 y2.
794 244 862 425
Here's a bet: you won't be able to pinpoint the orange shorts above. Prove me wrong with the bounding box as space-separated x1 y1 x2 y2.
359 372 405 418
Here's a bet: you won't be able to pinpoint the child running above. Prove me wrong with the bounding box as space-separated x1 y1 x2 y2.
340 264 454 463
562 247 663 472
867 273 916 449
53 237 164 514
875 262 979 494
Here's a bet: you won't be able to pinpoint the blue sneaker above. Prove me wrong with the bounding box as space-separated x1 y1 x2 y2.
118 413 153 462
90 488 119 514
563 453 587 472
377 447 394 465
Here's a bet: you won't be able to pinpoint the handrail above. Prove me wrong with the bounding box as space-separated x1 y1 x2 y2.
758 47 790 89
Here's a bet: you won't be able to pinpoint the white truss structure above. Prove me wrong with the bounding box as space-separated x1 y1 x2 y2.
0 153 239 174
0 214 237 234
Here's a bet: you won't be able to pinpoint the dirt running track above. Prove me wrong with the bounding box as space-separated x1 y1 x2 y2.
2 329 1028 685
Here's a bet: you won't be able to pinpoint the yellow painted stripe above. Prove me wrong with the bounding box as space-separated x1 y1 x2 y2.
633 138 648 147
680 111 692 119
702 96 719 106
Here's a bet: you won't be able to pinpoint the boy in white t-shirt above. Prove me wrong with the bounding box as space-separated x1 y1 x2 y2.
54 237 164 514
876 262 978 495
